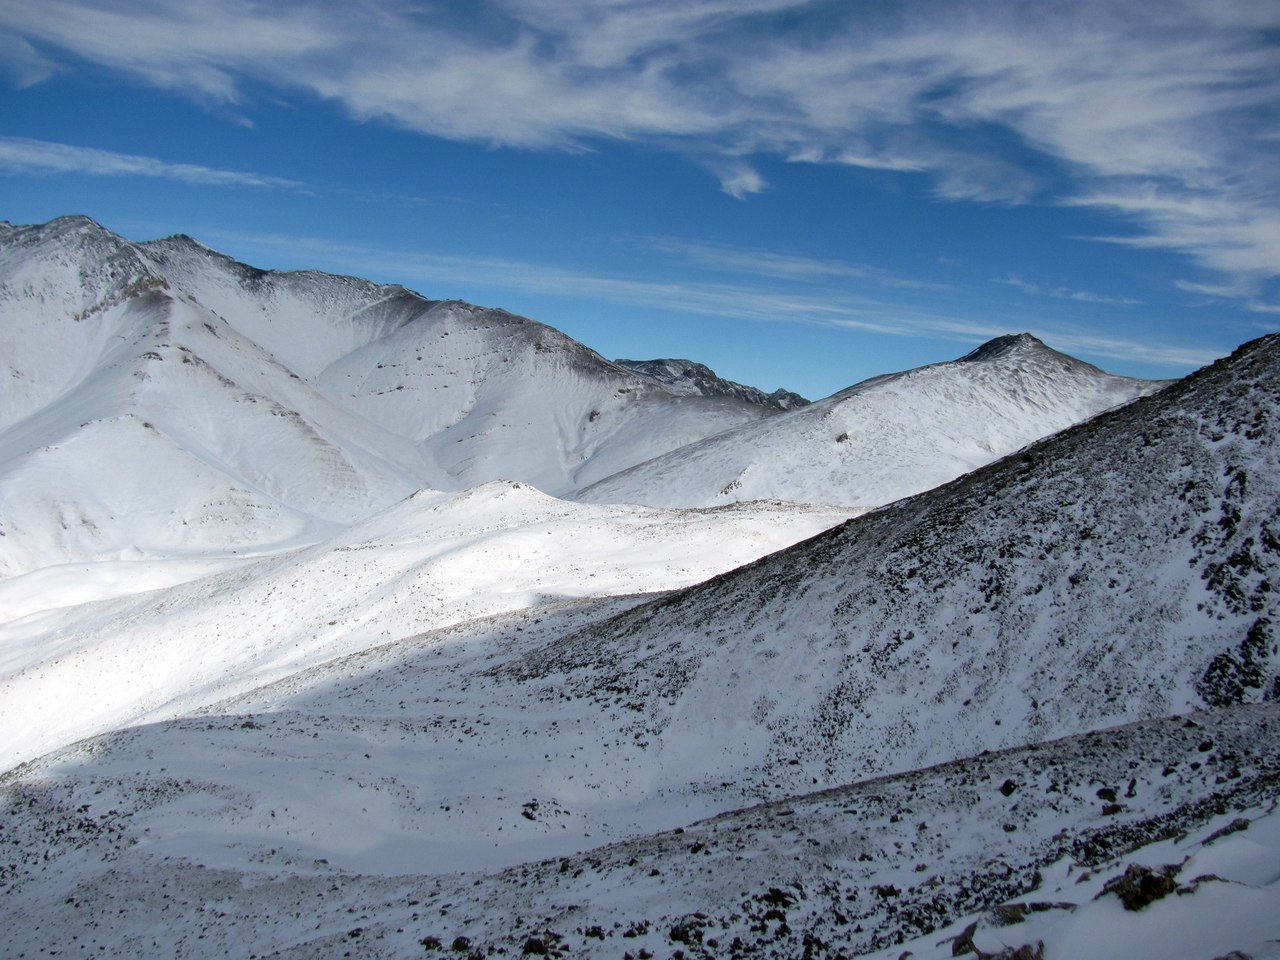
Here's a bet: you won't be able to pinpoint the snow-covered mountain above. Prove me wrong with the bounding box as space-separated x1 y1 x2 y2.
615 357 809 410
542 334 1280 797
1 216 1173 577
1 214 1273 959
0 295 1273 957
579 333 1166 508
0 217 773 574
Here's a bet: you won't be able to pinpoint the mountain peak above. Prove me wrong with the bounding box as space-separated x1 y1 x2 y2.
957 332 1050 362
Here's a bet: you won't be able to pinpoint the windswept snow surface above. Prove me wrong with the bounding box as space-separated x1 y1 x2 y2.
579 334 1165 508
0 484 850 770
3 697 1278 957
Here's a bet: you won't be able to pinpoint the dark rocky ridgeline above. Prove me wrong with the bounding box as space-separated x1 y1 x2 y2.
615 358 810 410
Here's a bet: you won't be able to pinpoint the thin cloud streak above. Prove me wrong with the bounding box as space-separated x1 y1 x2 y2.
0 137 307 191
994 274 1143 306
2 1 1277 290
636 236 946 289
207 228 1221 370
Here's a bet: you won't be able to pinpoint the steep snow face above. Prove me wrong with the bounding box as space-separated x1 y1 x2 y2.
0 218 774 572
138 231 776 495
615 357 809 410
314 300 771 494
525 335 1280 797
0 223 437 575
0 216 166 432
578 333 1166 508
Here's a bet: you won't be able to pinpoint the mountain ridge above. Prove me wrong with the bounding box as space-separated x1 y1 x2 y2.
524 333 1279 793
1 214 1170 574
615 357 810 410
0 217 778 573
577 329 1167 509
0 215 1275 960
0 322 1276 954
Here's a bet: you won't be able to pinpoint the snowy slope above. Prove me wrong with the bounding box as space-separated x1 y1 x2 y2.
1 217 1274 959
0 335 1271 960
0 485 850 770
0 217 773 573
3 680 1277 957
519 334 1280 799
141 231 774 494
578 334 1166 508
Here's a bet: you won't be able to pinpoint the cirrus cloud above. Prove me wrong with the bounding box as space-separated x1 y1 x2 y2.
3 0 1277 294
0 136 307 190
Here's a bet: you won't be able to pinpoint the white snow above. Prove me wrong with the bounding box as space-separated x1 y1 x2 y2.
577 334 1166 509
0 216 1272 960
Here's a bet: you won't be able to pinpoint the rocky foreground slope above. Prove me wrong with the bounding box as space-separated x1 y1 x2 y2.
539 335 1280 793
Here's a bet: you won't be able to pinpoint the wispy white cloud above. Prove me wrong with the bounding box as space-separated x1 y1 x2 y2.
995 274 1143 306
1033 329 1220 369
1070 187 1280 283
4 1 1277 290
1174 279 1251 299
0 31 58 86
713 161 767 199
638 236 945 289
0 136 306 190
205 228 1219 369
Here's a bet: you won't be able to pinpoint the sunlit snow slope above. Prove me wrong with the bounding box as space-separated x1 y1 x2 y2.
578 334 1165 508
0 217 773 575
0 484 850 769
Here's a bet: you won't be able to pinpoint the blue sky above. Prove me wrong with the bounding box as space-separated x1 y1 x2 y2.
1 1 1277 400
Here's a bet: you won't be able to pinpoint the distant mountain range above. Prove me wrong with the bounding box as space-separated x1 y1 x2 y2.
0 216 1161 575
0 217 769 573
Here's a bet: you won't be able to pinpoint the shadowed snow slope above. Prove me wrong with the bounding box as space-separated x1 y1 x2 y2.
0 217 773 574
577 333 1165 508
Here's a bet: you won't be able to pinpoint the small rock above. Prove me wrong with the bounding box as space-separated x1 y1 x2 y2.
991 903 1027 926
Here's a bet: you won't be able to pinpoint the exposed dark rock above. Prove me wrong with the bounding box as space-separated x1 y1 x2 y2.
1202 818 1251 845
1097 863 1181 910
